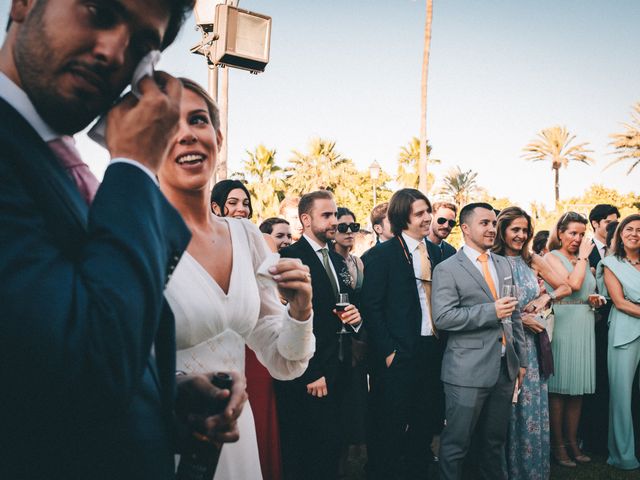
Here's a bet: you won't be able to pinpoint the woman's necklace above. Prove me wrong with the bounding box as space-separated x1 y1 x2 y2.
625 257 640 266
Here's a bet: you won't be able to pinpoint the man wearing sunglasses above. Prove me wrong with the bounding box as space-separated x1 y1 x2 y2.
428 202 458 260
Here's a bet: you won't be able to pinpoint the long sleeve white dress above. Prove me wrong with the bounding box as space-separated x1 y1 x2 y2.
165 217 315 479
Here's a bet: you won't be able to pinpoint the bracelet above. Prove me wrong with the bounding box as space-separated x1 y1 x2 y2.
548 290 557 301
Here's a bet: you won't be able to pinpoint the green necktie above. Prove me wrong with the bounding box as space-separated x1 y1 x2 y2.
320 248 339 300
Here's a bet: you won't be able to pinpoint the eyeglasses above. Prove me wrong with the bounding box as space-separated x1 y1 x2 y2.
337 222 360 233
436 217 456 228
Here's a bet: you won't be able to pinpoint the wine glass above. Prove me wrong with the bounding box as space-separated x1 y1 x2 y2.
500 284 518 325
336 293 351 334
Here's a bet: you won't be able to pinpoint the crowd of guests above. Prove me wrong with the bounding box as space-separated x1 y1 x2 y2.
2 2 639 480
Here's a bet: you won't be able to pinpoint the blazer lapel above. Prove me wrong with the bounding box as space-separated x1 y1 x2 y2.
456 249 496 301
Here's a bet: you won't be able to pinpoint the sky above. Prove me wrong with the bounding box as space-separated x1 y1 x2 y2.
1 0 638 209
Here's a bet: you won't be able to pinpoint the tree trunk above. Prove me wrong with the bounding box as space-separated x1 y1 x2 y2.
554 167 560 205
418 0 433 194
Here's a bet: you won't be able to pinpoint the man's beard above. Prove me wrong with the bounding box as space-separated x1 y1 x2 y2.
13 3 118 134
313 226 335 245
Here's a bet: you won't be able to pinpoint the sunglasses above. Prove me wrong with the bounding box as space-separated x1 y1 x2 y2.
436 217 456 228
337 222 361 233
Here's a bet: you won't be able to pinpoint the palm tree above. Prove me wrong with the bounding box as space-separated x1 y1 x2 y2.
440 166 478 209
607 102 640 174
397 137 437 189
243 144 284 220
418 0 434 194
285 138 350 194
522 126 594 205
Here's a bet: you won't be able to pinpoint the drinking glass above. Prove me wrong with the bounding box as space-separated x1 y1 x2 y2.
336 293 351 334
500 284 518 325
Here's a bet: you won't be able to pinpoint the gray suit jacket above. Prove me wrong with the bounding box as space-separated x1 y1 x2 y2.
432 249 528 388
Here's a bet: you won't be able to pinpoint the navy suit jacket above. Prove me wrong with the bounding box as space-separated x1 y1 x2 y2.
361 235 442 361
280 237 353 386
0 98 191 479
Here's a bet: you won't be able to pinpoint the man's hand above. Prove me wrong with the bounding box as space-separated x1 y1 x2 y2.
333 304 361 326
306 376 328 397
270 259 312 321
495 297 518 320
175 371 248 444
385 351 396 368
106 72 182 174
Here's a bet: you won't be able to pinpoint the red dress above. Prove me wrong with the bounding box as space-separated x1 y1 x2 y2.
245 346 282 480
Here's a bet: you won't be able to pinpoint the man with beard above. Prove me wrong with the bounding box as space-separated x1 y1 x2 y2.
432 203 527 480
276 190 362 480
428 201 458 260
0 1 246 479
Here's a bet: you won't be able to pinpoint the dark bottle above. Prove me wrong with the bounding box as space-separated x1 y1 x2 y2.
175 372 233 480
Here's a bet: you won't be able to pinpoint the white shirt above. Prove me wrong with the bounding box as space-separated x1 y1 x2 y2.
0 72 158 184
302 233 362 332
593 237 606 260
402 233 433 336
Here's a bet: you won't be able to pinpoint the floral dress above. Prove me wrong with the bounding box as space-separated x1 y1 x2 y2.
505 255 550 480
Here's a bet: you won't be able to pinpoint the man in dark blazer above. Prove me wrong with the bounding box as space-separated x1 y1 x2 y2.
432 202 527 480
276 190 362 480
582 204 620 454
428 201 458 260
361 188 444 480
0 2 246 479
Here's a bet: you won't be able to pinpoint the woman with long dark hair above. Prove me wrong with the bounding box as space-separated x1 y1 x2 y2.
493 207 570 478
597 214 640 470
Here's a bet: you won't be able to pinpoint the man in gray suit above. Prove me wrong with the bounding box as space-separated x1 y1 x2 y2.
432 202 527 480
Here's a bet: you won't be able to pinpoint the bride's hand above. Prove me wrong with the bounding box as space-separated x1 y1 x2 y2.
270 258 313 321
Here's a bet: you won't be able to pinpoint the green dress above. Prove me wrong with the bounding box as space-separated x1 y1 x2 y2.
545 251 596 395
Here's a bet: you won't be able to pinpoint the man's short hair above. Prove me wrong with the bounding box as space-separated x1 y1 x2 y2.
387 189 432 236
7 1 195 49
588 204 620 225
370 202 389 229
432 201 458 216
259 217 289 234
278 196 300 215
298 190 334 217
459 202 494 226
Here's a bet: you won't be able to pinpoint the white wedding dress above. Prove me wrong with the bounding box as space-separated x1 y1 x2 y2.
165 218 315 480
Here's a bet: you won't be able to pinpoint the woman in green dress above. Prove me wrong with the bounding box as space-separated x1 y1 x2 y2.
597 214 640 470
544 212 606 467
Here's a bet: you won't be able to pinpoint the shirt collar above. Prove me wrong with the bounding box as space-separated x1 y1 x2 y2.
463 243 490 263
0 72 61 142
593 237 605 251
303 233 326 252
402 232 423 252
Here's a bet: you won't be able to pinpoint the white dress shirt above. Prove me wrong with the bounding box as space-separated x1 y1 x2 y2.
0 72 158 185
402 233 434 336
593 237 606 260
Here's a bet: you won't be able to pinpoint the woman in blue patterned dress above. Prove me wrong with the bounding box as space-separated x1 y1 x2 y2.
493 207 571 479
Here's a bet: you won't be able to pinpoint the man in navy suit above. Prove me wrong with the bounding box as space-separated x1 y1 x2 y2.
0 1 245 479
276 190 362 480
361 188 444 480
427 201 458 260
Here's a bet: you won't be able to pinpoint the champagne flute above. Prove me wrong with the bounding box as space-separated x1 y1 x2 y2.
335 293 351 334
500 284 518 325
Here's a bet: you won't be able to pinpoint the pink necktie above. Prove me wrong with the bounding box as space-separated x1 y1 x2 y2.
48 136 99 205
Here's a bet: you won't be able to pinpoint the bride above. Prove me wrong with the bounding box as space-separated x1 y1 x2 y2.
159 78 315 479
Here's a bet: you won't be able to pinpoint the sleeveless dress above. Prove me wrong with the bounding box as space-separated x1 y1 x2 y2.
165 218 315 479
505 256 550 480
597 256 640 470
545 251 596 395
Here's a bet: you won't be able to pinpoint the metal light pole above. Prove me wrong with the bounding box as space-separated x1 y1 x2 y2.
369 160 381 206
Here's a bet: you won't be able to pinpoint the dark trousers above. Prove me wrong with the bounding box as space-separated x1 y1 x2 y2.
439 359 514 480
367 336 444 480
581 316 610 454
275 364 351 480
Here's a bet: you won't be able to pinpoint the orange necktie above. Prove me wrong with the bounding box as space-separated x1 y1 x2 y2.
478 252 505 346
